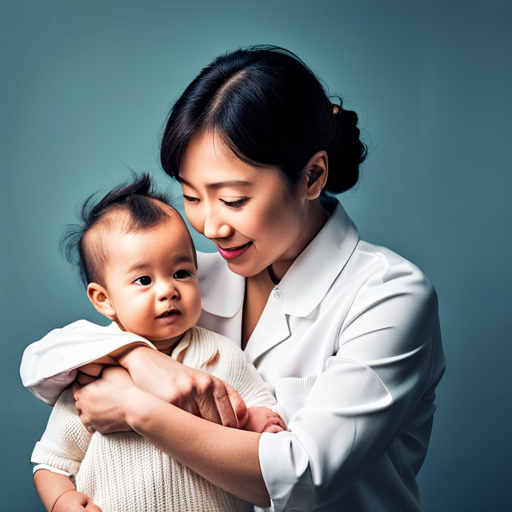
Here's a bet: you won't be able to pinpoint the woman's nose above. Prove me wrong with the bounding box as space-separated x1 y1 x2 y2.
203 210 233 240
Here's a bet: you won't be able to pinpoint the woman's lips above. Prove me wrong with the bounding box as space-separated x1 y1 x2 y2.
215 241 253 260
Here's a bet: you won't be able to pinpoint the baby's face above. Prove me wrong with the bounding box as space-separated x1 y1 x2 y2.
101 215 201 352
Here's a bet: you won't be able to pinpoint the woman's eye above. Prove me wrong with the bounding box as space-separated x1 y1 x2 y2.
134 275 152 286
221 197 248 208
173 269 193 280
183 195 199 203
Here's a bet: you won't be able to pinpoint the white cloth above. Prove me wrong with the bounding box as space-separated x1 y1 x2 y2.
31 325 277 512
21 201 445 512
21 321 155 405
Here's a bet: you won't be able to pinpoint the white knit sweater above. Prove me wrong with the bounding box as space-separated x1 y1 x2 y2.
32 326 278 512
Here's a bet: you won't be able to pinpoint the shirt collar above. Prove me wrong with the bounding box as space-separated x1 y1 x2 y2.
198 251 245 318
170 328 192 361
198 201 359 319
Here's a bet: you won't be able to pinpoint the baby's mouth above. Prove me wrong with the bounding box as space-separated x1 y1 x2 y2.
156 308 180 319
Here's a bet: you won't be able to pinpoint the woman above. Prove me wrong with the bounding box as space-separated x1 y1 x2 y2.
22 46 445 511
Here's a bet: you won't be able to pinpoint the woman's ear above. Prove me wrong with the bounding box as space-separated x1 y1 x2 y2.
305 150 328 200
87 282 116 320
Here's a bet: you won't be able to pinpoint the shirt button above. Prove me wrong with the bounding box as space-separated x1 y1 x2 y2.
274 290 282 299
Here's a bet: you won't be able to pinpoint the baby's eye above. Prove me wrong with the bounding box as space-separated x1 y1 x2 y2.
134 275 152 286
173 269 193 280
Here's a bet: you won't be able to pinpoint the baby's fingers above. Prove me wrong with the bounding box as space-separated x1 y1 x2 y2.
55 491 99 512
263 423 286 434
267 411 287 431
82 493 103 511
85 500 103 511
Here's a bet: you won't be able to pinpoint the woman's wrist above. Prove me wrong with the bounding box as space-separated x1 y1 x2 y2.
123 384 163 431
111 343 155 369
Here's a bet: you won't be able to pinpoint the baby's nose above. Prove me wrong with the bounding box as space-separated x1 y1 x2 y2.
158 283 179 301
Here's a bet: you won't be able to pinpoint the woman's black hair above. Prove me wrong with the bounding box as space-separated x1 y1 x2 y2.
160 45 367 198
60 173 194 288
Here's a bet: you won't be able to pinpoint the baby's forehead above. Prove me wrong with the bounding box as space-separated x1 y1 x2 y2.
105 199 177 224
99 201 179 233
85 203 184 252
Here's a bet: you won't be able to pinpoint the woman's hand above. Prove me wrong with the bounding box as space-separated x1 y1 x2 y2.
73 366 144 434
114 345 247 428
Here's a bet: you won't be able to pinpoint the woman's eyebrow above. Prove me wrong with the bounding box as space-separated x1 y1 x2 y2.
178 176 251 189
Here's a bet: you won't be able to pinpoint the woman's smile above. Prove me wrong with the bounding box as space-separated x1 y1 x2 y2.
214 241 253 260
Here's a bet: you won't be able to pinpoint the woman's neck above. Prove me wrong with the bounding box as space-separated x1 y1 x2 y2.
241 199 330 348
268 198 329 284
242 269 275 350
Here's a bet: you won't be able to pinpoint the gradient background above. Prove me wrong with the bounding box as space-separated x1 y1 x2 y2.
1 1 511 510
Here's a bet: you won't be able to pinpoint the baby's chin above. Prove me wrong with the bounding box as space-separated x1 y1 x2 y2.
147 335 186 354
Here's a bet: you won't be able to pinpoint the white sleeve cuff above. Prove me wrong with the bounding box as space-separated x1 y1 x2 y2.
258 431 314 512
33 464 72 477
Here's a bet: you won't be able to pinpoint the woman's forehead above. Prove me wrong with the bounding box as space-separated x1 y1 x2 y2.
179 131 281 187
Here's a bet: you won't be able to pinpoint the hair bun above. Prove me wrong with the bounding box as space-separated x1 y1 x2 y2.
325 104 367 194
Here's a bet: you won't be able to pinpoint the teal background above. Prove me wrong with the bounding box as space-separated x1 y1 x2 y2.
1 1 511 510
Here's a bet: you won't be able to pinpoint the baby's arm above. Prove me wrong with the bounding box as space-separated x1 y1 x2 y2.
34 469 101 512
32 389 98 511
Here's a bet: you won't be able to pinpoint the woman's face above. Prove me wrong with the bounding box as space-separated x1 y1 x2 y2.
178 131 319 280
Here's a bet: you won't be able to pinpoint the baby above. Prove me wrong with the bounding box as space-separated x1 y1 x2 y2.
29 174 285 512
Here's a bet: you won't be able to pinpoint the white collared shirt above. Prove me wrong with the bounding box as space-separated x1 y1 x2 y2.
196 202 445 512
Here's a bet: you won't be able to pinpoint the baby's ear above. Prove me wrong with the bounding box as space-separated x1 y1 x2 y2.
87 282 116 320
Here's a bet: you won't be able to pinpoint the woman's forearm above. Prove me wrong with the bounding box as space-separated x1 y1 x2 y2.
128 389 271 507
73 366 268 505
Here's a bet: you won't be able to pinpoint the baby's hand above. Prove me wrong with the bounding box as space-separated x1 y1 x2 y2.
53 490 102 512
242 406 287 433
76 356 118 385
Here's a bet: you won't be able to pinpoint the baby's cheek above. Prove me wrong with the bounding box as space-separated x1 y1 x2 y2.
190 287 203 321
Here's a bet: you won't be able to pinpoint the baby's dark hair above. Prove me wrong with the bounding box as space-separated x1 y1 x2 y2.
61 173 194 288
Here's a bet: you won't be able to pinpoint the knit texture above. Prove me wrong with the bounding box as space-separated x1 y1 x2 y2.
32 326 276 512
